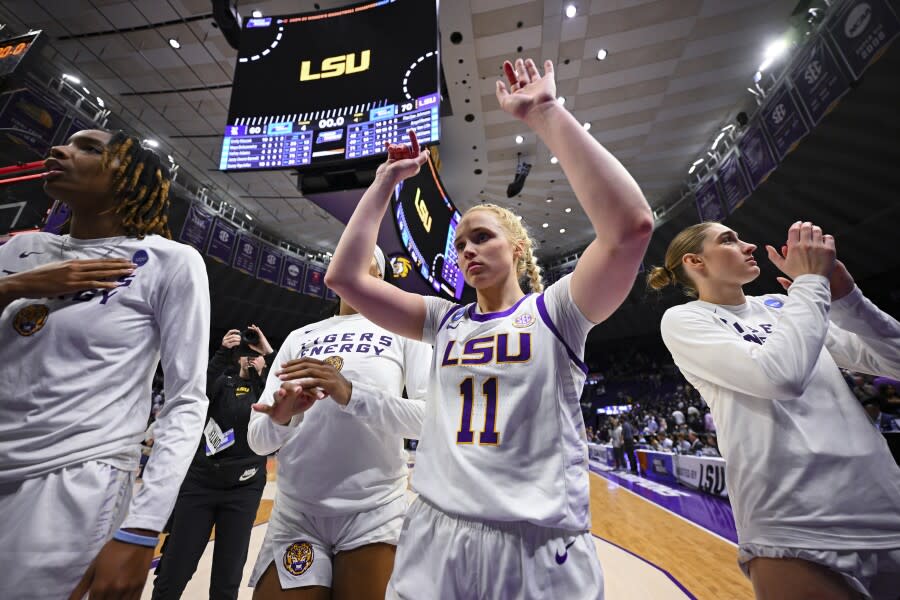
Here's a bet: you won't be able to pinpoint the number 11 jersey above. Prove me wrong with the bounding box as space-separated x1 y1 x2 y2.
414 274 595 531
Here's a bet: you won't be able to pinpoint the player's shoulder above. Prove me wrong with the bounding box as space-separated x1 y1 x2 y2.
661 301 717 329
0 232 56 254
139 235 205 269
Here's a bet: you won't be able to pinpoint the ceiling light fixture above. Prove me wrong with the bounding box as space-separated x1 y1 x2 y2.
96 97 105 108
143 139 159 148
62 74 81 84
515 135 524 144
82 86 90 94
596 49 608 61
560 228 566 233
168 38 181 49
565 4 577 18
252 10 263 18
565 207 572 213
557 96 566 106
550 156 558 164
245 213 253 221
759 38 788 72
542 223 549 228
583 122 591 131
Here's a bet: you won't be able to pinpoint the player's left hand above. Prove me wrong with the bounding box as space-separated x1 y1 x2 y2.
276 357 353 406
68 539 154 600
496 58 558 122
770 243 855 300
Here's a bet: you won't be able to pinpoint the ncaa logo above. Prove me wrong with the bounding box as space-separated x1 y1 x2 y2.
764 298 784 309
844 4 872 39
132 249 149 267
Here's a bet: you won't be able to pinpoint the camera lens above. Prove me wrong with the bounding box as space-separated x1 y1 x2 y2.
242 329 260 345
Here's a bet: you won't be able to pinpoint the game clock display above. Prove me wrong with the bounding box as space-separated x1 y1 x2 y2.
0 31 41 78
220 0 440 171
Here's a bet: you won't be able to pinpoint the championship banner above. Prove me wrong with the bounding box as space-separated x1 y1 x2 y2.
206 218 238 264
303 263 327 298
637 450 678 486
179 203 215 251
717 150 751 213
790 35 852 125
827 0 899 79
280 256 306 293
257 246 283 285
737 121 778 189
760 86 810 160
232 232 260 275
0 87 66 155
675 454 728 498
695 178 726 222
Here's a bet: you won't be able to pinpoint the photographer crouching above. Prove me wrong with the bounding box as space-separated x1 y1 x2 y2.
152 325 275 600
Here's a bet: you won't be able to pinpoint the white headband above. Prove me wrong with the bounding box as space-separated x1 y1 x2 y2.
373 245 386 279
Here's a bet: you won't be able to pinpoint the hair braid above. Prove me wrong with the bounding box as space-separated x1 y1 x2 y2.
522 243 544 293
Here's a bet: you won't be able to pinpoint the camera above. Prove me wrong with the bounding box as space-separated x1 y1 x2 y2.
236 328 261 357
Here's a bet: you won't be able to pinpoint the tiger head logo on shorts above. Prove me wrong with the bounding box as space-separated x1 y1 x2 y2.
283 541 314 576
13 304 50 336
324 356 344 372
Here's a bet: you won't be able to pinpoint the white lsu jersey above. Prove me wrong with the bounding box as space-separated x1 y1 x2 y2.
414 274 596 531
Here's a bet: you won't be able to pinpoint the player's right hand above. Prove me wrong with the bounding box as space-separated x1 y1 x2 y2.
3 258 135 298
376 129 428 183
252 382 324 426
765 221 835 281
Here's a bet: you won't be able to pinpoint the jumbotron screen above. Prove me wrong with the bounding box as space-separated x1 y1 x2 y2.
392 154 466 300
220 0 440 171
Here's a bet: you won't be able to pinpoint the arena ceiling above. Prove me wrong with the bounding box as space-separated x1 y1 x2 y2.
0 0 802 259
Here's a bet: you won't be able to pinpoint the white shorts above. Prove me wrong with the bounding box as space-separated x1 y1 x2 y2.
739 543 900 600
248 494 407 590
0 461 133 599
386 497 604 600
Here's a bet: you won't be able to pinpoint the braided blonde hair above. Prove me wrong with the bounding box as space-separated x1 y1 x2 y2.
465 203 544 292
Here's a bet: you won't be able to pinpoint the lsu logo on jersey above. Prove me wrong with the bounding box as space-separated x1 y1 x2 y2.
283 541 314 576
13 304 49 336
324 355 344 372
300 50 370 81
441 333 532 366
235 385 251 396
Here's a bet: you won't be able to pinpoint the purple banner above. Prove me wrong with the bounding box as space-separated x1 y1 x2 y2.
737 122 778 189
232 232 260 275
257 246 283 285
0 88 67 155
827 0 899 79
718 151 751 213
760 86 810 160
179 203 215 251
304 263 326 298
206 218 238 264
790 36 851 125
695 179 726 222
326 286 339 301
280 256 306 292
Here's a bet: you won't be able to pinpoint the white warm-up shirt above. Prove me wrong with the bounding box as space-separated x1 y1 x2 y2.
414 275 595 531
248 313 431 516
661 275 900 550
0 232 210 531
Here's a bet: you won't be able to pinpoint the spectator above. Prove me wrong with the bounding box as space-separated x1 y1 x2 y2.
611 418 625 470
659 432 674 451
671 407 685 426
622 418 637 473
703 407 716 433
687 430 704 454
701 434 721 457
864 398 900 433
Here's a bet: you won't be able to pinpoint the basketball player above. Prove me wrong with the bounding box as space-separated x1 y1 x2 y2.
326 57 653 598
648 221 900 600
246 247 432 600
0 130 210 600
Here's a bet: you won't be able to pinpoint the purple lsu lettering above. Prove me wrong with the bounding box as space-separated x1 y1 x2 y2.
57 274 135 305
300 332 393 357
440 333 532 366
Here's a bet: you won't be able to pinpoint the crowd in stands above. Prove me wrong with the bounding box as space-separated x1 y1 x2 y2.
584 348 900 462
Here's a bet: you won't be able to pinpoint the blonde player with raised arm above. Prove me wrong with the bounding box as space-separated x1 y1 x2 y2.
648 221 900 600
325 57 653 598
246 248 432 600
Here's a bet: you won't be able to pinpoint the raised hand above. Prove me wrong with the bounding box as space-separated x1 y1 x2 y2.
376 129 428 184
765 221 835 282
276 357 353 406
251 381 322 426
3 258 135 299
221 329 241 349
495 58 557 121
246 324 274 355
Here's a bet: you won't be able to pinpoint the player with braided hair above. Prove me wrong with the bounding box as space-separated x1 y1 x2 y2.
0 129 210 599
326 57 653 599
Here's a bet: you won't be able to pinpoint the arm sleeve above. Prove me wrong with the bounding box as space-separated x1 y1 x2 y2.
421 295 460 345
660 275 832 401
340 339 432 438
122 250 210 532
246 334 304 456
824 286 900 378
207 347 232 391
